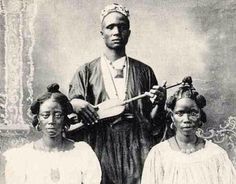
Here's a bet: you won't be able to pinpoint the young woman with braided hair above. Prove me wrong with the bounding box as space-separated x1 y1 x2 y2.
141 79 236 184
3 83 101 184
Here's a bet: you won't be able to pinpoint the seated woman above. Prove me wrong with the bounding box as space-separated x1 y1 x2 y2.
141 79 236 184
3 84 101 184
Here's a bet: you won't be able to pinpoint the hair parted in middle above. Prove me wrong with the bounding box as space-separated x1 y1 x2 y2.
30 83 73 129
166 77 207 124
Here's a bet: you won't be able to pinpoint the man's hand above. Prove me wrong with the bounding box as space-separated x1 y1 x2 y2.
68 113 80 125
149 81 167 108
70 99 99 125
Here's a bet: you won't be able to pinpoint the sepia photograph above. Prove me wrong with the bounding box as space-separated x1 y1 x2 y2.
0 0 236 183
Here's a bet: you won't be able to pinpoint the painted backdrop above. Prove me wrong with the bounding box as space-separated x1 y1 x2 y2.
0 0 236 171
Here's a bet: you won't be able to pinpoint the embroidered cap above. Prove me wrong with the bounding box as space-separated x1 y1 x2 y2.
100 3 130 23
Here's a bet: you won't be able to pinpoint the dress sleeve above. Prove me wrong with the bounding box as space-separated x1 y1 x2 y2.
217 151 236 184
78 142 102 184
3 149 26 184
68 64 89 100
141 147 163 184
0 153 6 184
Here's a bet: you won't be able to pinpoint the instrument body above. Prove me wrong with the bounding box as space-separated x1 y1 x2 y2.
68 99 126 131
96 99 125 119
68 76 192 131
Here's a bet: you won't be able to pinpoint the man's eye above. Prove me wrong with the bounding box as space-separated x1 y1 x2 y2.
107 25 114 29
119 25 129 31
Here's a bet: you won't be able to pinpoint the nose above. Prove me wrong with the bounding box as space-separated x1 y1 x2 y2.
182 114 191 123
112 26 120 35
47 115 55 124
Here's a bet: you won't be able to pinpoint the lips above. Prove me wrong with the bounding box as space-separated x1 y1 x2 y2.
112 38 122 42
182 126 195 131
47 128 56 132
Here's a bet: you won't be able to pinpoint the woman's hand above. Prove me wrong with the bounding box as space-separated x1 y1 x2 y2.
70 99 99 125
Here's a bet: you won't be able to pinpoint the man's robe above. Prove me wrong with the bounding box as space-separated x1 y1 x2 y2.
68 57 165 184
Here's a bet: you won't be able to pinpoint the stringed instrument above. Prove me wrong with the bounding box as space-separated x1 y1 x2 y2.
68 76 192 131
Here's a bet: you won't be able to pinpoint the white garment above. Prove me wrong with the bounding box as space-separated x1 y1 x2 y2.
100 55 127 100
141 140 236 184
4 141 101 184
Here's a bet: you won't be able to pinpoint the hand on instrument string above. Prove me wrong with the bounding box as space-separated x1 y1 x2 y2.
149 81 167 108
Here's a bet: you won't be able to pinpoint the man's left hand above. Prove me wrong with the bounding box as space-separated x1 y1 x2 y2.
149 81 167 108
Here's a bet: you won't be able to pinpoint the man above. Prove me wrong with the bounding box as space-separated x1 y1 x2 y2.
68 3 166 184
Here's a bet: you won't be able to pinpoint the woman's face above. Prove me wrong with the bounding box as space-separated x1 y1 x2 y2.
172 98 201 136
38 98 65 138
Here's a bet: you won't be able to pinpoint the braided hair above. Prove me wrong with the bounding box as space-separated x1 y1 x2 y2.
30 83 73 129
166 79 207 124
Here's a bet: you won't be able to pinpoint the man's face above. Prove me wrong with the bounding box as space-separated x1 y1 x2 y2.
101 12 130 50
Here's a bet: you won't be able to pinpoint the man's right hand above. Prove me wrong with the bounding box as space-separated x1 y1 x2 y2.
70 99 99 125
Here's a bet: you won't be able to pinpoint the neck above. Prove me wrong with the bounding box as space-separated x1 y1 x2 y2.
41 134 63 151
104 47 126 62
175 131 196 144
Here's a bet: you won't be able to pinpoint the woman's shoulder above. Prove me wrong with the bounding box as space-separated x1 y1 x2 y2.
149 138 228 157
61 138 93 153
150 140 170 154
3 142 33 160
66 140 94 155
204 140 228 156
70 141 98 163
73 141 94 152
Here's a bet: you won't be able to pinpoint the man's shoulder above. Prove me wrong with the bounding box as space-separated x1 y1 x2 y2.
87 57 101 65
75 57 101 72
83 57 101 68
128 57 153 70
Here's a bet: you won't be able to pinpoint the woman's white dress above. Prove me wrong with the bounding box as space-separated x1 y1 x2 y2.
4 141 101 184
141 140 236 184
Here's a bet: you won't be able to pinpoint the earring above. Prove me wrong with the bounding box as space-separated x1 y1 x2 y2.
170 122 175 129
36 123 41 131
62 125 69 137
64 125 69 132
62 129 66 138
198 121 203 128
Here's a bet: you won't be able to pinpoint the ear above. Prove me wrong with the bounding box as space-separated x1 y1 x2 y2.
100 30 104 39
197 121 203 128
169 111 175 124
128 29 131 37
37 115 40 124
36 122 41 131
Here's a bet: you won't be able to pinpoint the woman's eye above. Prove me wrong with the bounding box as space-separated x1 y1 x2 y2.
175 112 183 116
40 113 50 119
40 112 63 119
54 113 63 118
190 111 199 117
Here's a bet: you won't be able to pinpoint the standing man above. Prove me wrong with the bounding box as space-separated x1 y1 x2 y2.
68 3 166 184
